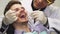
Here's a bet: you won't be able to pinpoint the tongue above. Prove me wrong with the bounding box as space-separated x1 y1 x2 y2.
20 15 25 18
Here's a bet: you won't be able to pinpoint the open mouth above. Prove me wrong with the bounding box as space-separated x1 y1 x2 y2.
20 14 26 18
19 13 27 18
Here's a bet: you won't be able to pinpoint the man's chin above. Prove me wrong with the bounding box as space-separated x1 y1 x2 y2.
18 20 28 25
18 19 28 23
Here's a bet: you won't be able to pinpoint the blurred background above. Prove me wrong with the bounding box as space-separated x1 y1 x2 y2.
0 0 60 16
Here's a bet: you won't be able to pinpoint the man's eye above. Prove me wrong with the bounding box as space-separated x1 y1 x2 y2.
15 8 19 11
21 7 25 10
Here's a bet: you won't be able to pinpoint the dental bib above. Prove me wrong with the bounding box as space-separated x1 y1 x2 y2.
24 31 47 34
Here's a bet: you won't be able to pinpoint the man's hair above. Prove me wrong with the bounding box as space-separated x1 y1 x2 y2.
4 1 21 15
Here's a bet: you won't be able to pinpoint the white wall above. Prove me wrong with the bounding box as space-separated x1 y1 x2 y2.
0 0 11 16
0 0 60 15
52 0 60 7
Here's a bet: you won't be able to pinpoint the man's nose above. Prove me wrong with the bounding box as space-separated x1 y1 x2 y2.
18 8 25 13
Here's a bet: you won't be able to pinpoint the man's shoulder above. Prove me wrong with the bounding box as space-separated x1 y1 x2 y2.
45 5 60 13
49 5 60 10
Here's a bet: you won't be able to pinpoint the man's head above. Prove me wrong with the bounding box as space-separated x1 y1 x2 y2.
4 1 28 24
4 1 21 15
33 0 55 9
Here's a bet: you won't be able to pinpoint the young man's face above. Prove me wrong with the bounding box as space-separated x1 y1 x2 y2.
10 4 28 23
33 0 48 9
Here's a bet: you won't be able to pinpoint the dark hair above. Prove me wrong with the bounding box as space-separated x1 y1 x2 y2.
4 1 21 15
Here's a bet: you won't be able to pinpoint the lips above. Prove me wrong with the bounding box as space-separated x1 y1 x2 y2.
20 14 26 18
19 13 27 18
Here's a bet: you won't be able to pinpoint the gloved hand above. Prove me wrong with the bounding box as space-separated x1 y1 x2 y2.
3 10 18 25
31 10 47 25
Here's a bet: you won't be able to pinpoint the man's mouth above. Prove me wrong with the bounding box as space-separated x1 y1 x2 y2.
20 14 26 18
19 13 27 18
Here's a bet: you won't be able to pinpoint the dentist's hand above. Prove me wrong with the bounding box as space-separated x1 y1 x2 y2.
31 10 47 24
3 10 18 25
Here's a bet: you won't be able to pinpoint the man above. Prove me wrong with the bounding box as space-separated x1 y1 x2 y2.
0 0 50 34
20 0 60 34
0 0 60 34
31 0 60 33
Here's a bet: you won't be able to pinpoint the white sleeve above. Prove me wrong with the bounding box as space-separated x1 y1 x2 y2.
48 18 60 31
49 6 60 19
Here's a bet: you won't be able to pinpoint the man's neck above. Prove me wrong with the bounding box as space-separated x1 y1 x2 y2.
13 22 30 32
13 22 29 29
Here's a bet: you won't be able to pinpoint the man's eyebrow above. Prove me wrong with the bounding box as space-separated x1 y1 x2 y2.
21 7 25 9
